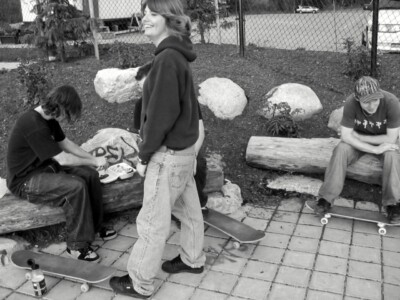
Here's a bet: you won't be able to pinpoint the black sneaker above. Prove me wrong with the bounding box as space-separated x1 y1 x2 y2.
387 204 400 224
97 227 117 240
161 255 204 274
315 198 331 214
66 246 100 262
109 274 150 298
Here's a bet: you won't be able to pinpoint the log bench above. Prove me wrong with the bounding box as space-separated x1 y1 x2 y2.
0 159 224 235
246 136 383 185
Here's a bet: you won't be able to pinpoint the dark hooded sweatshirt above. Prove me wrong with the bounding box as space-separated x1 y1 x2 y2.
138 35 199 163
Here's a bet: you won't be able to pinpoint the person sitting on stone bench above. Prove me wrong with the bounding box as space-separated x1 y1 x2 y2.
6 85 117 262
314 76 400 223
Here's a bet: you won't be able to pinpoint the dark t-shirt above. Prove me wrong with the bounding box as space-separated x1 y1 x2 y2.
6 110 65 194
341 90 400 135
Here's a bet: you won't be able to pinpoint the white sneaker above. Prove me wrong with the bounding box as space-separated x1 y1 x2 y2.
66 247 100 262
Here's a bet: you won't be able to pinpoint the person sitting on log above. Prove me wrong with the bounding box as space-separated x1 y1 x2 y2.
314 76 400 223
6 85 116 262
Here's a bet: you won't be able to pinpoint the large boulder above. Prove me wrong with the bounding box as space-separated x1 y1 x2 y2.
94 68 143 103
328 106 343 135
81 128 140 167
259 83 322 121
198 77 247 120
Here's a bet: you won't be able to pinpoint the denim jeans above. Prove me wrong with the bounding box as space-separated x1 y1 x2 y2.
19 165 103 249
127 145 206 295
319 142 400 206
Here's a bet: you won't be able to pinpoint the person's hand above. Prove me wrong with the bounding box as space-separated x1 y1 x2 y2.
136 162 147 177
375 143 399 154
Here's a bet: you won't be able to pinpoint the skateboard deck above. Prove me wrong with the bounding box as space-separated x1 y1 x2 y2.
11 250 116 292
203 209 265 248
305 200 399 235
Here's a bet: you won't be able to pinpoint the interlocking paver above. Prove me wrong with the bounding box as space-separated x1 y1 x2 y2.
293 224 323 239
288 236 319 253
383 265 400 285
306 290 342 300
345 277 382 300
267 221 296 235
231 277 271 300
241 260 278 281
352 232 381 248
5 201 400 300
199 270 238 294
282 250 315 269
269 283 306 300
318 240 350 259
309 271 345 294
258 232 290 249
314 255 348 275
275 266 311 287
251 245 284 263
348 260 381 281
350 245 381 264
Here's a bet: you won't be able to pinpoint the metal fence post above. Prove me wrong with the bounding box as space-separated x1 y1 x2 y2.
371 0 379 77
238 0 245 57
88 0 100 60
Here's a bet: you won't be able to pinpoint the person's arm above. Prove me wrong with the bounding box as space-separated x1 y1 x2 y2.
341 126 399 155
352 127 399 145
194 119 205 156
53 138 107 168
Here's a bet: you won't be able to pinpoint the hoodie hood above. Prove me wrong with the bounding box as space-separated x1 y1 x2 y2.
155 35 197 62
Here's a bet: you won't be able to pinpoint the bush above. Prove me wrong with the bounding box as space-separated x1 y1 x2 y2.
342 37 380 80
263 101 303 137
17 59 53 107
108 42 147 69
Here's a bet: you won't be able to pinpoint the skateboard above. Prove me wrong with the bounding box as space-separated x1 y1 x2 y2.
203 208 266 249
305 200 399 235
11 250 116 292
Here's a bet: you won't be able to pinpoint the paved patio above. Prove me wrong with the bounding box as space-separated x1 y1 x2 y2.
1 197 400 300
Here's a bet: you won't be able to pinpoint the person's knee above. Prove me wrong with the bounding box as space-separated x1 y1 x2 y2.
333 142 354 157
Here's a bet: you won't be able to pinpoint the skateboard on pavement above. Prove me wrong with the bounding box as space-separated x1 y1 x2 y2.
305 200 399 235
203 208 266 249
11 250 116 292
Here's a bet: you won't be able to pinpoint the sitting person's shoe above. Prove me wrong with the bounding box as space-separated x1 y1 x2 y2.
66 246 100 262
387 204 400 224
109 274 150 299
314 198 331 214
97 227 117 240
162 255 204 274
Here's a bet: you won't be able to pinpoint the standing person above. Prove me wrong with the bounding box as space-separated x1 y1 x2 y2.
311 76 400 223
6 85 116 262
110 0 206 298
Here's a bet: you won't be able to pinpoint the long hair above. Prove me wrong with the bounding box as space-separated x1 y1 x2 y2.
41 85 82 122
142 0 191 38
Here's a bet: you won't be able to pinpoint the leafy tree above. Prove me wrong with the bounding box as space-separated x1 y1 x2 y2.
186 0 233 44
28 0 91 62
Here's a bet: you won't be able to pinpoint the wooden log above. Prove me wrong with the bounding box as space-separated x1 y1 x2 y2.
245 136 383 185
0 160 224 235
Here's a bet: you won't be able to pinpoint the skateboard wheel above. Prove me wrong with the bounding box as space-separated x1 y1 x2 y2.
25 272 32 280
81 283 90 293
233 241 241 249
321 218 329 225
378 228 387 235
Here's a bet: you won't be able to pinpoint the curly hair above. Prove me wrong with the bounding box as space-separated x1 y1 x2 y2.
41 85 82 122
142 0 191 38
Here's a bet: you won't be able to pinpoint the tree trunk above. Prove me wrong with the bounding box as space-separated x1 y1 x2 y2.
246 136 383 185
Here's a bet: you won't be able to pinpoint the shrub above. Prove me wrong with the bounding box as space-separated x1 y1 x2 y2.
17 59 53 107
342 37 380 80
108 42 147 69
263 101 303 137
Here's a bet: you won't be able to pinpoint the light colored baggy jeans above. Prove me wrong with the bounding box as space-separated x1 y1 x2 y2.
127 145 206 295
